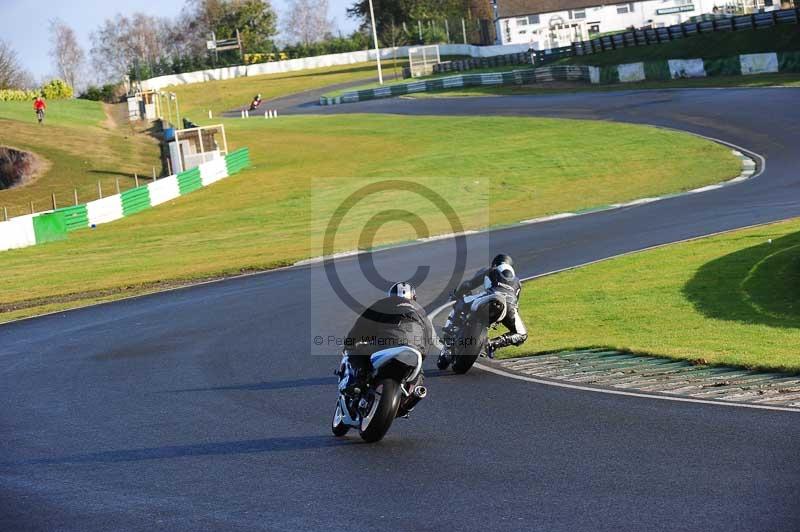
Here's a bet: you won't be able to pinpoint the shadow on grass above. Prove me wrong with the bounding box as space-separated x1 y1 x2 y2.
88 170 139 179
683 230 800 329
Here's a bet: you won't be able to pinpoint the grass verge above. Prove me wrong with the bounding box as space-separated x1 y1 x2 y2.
169 61 405 117
505 218 800 373
0 114 739 322
0 100 161 219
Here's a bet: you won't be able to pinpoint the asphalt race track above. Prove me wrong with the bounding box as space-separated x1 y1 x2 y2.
2 88 800 531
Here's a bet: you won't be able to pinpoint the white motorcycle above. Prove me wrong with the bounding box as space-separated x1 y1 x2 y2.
332 346 427 443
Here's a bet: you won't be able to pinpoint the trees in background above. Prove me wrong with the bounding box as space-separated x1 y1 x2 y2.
347 0 467 35
89 1 279 83
283 0 335 46
79 0 496 84
49 19 85 92
90 14 165 83
183 0 278 55
346 0 495 45
0 40 34 90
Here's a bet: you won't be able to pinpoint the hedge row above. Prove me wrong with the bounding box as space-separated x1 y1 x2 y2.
0 79 74 102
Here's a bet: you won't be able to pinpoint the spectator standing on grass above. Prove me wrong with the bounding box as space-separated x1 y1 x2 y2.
33 96 46 125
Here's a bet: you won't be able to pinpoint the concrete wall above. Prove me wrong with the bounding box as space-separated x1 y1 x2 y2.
140 44 532 91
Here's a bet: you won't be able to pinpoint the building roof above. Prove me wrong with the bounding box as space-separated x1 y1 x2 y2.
496 0 643 18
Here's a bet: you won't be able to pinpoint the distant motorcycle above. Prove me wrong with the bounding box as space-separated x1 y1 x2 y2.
437 292 508 375
332 345 427 443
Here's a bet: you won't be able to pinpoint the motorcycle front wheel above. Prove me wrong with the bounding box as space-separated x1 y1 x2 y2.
359 379 401 443
331 400 350 437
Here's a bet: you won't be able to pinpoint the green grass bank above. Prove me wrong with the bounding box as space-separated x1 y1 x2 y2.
507 218 800 373
0 113 739 321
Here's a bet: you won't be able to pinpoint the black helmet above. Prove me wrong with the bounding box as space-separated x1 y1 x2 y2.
388 282 416 301
492 254 513 268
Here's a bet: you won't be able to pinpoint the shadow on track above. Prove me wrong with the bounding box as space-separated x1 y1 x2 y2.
166 376 332 393
165 369 457 395
683 230 800 329
5 436 350 466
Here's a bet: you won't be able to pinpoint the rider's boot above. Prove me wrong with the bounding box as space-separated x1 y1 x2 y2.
437 350 451 370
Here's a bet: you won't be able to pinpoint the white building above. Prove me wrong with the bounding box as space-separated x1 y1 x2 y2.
493 0 779 48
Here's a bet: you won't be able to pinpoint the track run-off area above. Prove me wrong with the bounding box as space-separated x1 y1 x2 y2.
2 87 800 531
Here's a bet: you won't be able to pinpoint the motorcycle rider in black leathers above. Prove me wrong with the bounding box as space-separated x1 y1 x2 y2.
342 282 438 391
441 254 528 359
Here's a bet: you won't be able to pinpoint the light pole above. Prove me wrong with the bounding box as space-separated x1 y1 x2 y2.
368 0 384 85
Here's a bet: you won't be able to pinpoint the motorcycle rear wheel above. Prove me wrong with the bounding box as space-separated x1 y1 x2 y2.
359 379 401 443
451 328 487 375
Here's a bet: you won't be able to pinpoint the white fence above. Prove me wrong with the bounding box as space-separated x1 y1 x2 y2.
140 44 533 91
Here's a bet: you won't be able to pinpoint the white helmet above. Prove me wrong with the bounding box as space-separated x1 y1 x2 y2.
388 282 416 301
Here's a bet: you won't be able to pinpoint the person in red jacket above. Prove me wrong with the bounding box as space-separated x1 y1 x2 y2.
33 96 46 124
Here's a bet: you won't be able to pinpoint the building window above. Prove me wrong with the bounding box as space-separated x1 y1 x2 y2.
517 17 528 25
617 3 635 13
570 8 587 19
528 14 540 24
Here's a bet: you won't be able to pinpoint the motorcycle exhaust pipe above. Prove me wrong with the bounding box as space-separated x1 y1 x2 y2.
401 385 428 414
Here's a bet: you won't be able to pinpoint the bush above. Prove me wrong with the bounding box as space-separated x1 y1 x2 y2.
40 79 73 99
0 89 38 102
79 83 122 103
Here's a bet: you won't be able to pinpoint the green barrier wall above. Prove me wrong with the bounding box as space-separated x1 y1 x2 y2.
703 56 741 77
599 65 620 83
390 84 408 96
644 61 671 81
4 145 252 254
225 148 251 176
121 186 151 216
32 211 67 244
177 167 202 195
778 51 800 72
54 204 89 232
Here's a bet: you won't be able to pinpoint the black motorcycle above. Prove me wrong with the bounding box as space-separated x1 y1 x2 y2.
437 292 508 375
332 345 427 442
